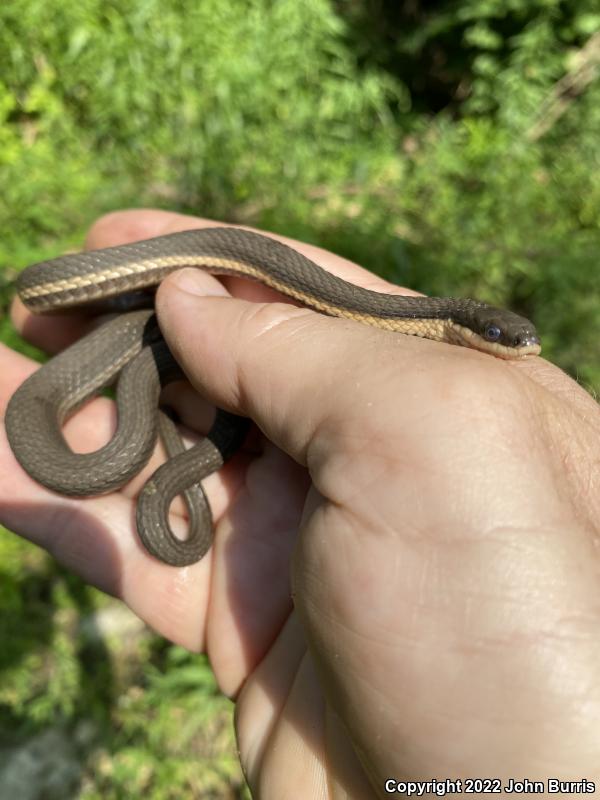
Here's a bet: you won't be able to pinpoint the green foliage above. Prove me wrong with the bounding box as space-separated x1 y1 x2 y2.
339 0 600 115
0 532 247 798
0 0 402 264
330 0 600 387
394 110 600 385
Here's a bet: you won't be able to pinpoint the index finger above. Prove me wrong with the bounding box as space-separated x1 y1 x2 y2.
86 209 418 296
13 209 420 355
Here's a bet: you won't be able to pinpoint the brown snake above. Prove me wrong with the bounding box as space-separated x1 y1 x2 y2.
5 227 541 566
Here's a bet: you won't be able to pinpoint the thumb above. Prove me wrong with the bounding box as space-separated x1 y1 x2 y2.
155 265 385 465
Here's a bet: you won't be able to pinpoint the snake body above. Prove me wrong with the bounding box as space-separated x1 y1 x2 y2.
6 227 541 566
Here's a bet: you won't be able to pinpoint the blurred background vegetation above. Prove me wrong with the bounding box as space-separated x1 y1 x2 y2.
1 0 599 796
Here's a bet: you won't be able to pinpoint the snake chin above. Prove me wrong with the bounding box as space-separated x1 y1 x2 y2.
446 321 542 359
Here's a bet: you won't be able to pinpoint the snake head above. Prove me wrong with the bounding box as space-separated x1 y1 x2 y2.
454 303 541 358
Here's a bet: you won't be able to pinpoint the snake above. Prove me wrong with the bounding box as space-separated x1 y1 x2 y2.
5 226 541 566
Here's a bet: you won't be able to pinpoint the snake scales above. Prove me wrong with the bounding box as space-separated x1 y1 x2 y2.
5 227 541 566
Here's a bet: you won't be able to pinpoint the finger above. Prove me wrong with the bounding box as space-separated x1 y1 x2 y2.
85 208 415 295
0 338 246 538
0 342 256 647
11 210 187 352
155 266 411 467
0 346 296 663
13 208 416 354
0 336 238 513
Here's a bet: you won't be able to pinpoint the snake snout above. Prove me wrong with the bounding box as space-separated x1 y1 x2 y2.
514 331 540 348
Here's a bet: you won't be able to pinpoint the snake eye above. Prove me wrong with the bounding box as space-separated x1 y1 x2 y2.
484 324 502 342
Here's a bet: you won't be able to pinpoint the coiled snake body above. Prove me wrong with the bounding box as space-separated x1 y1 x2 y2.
6 227 541 566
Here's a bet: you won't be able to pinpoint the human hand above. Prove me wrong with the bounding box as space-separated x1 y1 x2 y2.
2 209 600 797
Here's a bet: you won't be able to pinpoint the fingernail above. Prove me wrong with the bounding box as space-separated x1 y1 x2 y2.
170 268 229 297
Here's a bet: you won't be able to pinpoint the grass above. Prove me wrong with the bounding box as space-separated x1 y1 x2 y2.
0 530 249 798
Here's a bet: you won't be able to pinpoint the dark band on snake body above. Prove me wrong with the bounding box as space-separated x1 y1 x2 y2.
5 308 250 565
16 227 541 356
7 227 541 567
6 310 164 495
136 411 251 566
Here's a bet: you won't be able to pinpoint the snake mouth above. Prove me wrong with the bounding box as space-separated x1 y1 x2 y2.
447 321 542 359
